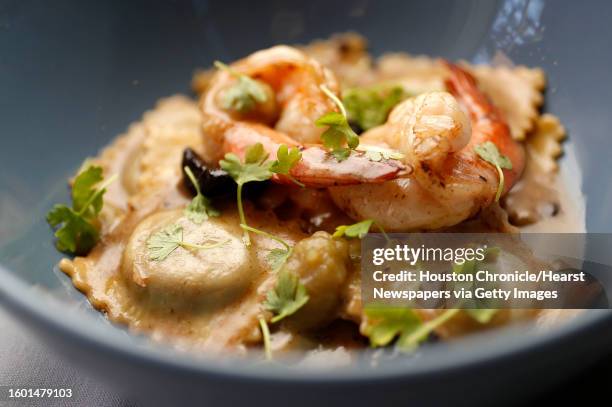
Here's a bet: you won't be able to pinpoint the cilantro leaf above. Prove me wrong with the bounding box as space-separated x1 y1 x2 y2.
270 144 303 187
146 224 229 261
71 165 104 216
183 166 219 224
270 144 301 175
333 219 374 239
362 306 460 352
333 219 390 242
474 141 512 169
474 141 513 202
221 152 273 184
240 223 293 272
186 195 217 224
46 204 99 255
452 247 500 324
316 86 360 162
146 225 183 261
264 270 309 323
219 143 301 248
46 166 116 255
395 308 459 352
220 143 274 245
266 248 292 272
214 61 268 113
220 144 273 185
343 85 407 131
362 306 422 347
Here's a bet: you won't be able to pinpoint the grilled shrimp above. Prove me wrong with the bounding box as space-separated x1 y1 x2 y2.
201 45 407 188
329 62 525 231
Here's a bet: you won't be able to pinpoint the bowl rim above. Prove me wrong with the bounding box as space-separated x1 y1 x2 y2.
1 262 611 383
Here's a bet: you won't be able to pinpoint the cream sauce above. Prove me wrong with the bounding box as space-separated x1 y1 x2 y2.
58 35 585 357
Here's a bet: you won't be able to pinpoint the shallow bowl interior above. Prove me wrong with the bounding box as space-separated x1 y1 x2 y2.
1 0 612 404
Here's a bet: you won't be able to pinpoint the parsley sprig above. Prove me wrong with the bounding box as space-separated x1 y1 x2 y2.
183 166 219 224
214 61 268 113
146 225 229 261
362 306 460 352
316 85 360 161
263 269 309 323
474 141 513 202
46 166 117 255
220 143 301 245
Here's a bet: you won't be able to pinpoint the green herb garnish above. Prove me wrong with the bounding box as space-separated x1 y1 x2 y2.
220 143 302 245
259 317 272 361
263 270 309 323
183 166 219 224
333 219 389 242
343 85 407 131
46 166 117 255
333 219 374 239
316 85 360 161
362 306 460 352
220 143 273 245
146 225 229 261
474 141 513 202
452 246 500 323
240 224 293 272
214 61 268 113
269 144 303 187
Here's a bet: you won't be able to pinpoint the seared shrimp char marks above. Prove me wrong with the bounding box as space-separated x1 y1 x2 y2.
329 62 525 231
201 45 408 188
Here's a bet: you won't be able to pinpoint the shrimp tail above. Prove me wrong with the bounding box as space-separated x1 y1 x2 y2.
442 60 502 122
443 60 525 194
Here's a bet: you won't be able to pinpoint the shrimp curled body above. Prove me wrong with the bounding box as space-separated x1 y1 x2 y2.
329 62 525 231
201 46 408 188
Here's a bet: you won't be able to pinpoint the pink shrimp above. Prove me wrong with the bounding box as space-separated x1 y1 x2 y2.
328 62 526 231
200 45 408 188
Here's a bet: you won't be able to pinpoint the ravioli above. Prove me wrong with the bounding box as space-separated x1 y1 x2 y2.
51 34 583 361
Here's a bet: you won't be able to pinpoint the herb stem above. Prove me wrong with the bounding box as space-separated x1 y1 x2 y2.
236 183 250 245
183 166 202 196
240 224 291 251
494 165 504 202
288 175 305 188
259 318 272 361
320 85 347 118
214 60 239 78
76 173 118 217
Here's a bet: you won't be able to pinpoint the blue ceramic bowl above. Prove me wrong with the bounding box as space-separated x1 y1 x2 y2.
1 1 611 405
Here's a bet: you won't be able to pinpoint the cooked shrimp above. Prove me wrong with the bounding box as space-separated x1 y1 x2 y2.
201 45 408 188
329 62 526 231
